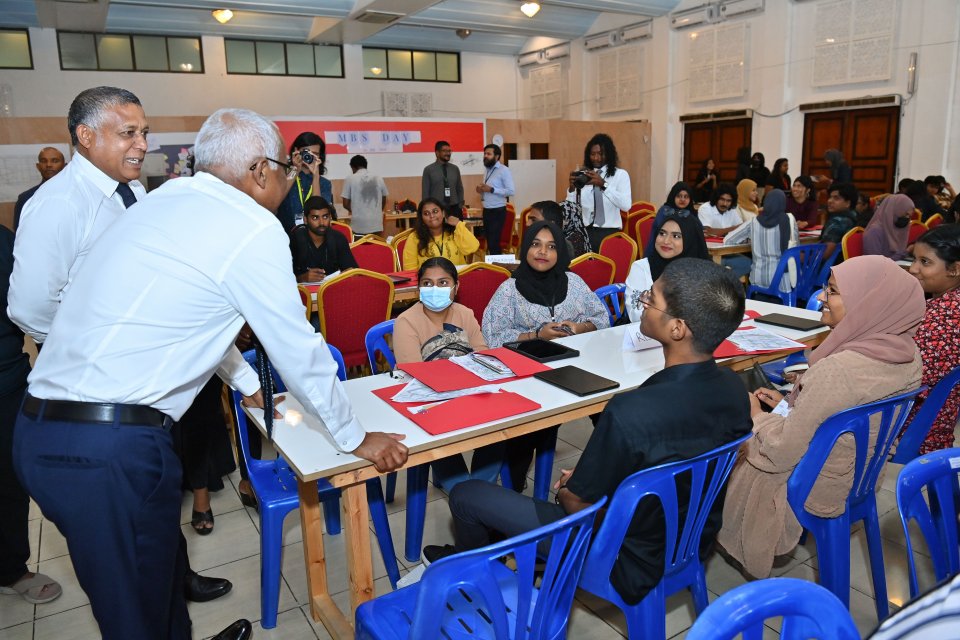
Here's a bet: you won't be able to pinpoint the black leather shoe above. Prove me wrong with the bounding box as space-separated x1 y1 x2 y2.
183 570 232 603
212 618 252 640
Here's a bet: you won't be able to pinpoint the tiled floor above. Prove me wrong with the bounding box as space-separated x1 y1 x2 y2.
0 417 940 639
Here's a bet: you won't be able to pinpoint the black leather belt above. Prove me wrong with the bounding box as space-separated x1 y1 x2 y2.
22 395 174 430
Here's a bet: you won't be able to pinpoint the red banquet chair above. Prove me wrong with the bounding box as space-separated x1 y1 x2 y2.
350 236 397 273
598 232 638 284
569 252 616 291
456 263 511 326
634 213 656 259
841 226 864 261
330 220 353 244
317 269 395 368
908 221 928 245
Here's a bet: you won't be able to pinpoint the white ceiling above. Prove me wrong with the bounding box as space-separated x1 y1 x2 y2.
1 0 681 54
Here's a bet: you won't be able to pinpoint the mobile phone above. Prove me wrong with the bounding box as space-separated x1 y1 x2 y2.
557 324 574 335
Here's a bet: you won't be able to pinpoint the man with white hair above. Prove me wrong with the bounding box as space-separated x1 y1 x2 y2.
13 107 409 639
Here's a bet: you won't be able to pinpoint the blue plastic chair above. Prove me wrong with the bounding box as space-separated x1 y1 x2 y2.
365 319 401 501
595 283 626 326
892 365 960 464
787 387 923 620
686 578 859 640
578 432 753 640
802 249 840 304
747 243 826 307
233 346 400 628
355 496 607 640
896 448 960 598
759 290 822 384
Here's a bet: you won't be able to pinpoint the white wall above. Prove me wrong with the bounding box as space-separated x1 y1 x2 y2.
0 28 520 119
553 0 960 202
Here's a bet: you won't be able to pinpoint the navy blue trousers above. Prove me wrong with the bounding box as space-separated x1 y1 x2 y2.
13 411 190 640
483 206 507 255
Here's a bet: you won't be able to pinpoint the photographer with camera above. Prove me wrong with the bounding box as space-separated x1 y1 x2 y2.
277 131 333 232
565 133 632 250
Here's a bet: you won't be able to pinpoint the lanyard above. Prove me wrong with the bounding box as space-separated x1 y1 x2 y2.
433 232 445 257
484 165 496 185
296 176 313 208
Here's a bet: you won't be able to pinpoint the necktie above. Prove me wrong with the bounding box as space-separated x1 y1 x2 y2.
441 164 450 203
593 182 606 227
115 182 138 209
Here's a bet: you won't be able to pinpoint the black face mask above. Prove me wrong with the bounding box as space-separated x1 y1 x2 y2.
894 217 909 228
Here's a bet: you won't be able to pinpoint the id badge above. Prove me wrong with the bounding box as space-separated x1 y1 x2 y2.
444 187 451 198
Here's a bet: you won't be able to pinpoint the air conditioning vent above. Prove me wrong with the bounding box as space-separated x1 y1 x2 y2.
799 95 900 112
680 109 753 123
354 10 403 25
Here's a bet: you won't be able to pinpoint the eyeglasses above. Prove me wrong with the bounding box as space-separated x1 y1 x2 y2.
638 289 674 317
250 157 297 179
821 284 841 300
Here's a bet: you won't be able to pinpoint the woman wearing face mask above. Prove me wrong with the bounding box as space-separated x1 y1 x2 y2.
748 152 770 188
645 182 700 257
393 257 499 490
786 176 819 229
862 194 913 260
903 225 960 453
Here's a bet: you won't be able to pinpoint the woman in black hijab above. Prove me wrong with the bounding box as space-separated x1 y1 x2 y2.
647 211 711 281
646 182 700 256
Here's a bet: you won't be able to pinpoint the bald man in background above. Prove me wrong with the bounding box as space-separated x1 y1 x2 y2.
13 147 66 230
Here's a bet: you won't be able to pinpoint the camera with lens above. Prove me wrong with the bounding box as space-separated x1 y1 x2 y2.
572 170 592 190
300 150 315 165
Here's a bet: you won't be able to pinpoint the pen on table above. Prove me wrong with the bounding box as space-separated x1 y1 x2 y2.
471 353 506 375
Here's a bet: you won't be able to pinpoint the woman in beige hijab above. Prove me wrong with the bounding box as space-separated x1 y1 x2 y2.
736 179 760 223
717 255 925 578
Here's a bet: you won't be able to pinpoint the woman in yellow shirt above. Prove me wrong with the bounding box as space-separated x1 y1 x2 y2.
402 198 480 270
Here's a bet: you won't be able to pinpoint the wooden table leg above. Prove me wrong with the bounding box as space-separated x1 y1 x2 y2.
297 479 354 638
341 482 375 615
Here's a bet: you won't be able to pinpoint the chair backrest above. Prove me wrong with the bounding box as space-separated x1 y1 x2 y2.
908 220 928 244
594 283 626 327
569 252 616 291
296 285 311 321
391 229 414 268
317 269 395 368
806 289 824 311
406 497 607 640
500 205 517 253
456 262 511 326
752 244 825 307
840 226 864 261
634 213 656 259
896 448 960 598
580 432 752 604
330 220 353 244
787 388 922 531
629 200 656 215
926 213 944 229
892 365 960 464
686 578 859 640
812 246 840 293
395 198 417 212
910 208 923 222
365 319 397 374
350 236 396 273
598 232 638 284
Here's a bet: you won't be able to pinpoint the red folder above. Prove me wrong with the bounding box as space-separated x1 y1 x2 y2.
372 384 542 435
398 347 551 392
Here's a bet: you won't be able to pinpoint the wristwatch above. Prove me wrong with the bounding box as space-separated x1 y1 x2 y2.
601 180 608 191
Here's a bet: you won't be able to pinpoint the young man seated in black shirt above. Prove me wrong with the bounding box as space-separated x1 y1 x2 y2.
417 258 752 604
289 196 358 282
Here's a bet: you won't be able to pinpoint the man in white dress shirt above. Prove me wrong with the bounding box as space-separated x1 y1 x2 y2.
17 107 413 638
565 133 632 251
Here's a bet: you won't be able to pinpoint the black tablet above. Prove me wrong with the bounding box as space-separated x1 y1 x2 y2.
503 339 579 363
754 313 825 332
389 274 412 285
534 366 620 397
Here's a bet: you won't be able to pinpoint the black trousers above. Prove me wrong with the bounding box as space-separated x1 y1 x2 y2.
449 479 567 554
483 206 508 255
0 382 28 585
172 377 234 492
14 412 191 639
586 226 618 253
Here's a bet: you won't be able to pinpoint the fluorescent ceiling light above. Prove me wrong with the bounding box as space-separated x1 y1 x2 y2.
212 9 234 24
520 2 541 18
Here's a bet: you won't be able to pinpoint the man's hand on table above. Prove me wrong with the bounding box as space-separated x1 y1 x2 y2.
242 390 285 419
297 268 326 283
353 432 408 472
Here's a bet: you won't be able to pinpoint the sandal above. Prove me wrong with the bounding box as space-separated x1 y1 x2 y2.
191 509 215 535
0 572 62 604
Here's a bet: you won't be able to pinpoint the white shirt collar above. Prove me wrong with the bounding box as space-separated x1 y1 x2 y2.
71 150 143 198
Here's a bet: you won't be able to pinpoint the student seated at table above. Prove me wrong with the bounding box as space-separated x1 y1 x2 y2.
736 179 761 223
717 255 924 579
394 256 501 490
819 182 859 262
402 197 480 270
625 212 711 322
290 196 357 283
863 193 913 260
645 182 697 256
483 221 609 485
698 182 741 237
723 189 798 292
904 225 960 453
525 200 576 257
420 259 752 607
786 176 819 229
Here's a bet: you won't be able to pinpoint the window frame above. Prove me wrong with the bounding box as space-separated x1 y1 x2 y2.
0 28 34 70
223 38 344 78
362 47 460 83
55 31 204 74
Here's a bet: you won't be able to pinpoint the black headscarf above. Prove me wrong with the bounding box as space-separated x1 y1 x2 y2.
757 189 791 252
663 181 694 213
514 220 571 309
647 212 710 281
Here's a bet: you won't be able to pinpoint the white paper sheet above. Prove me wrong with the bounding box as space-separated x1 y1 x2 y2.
449 353 515 381
622 325 661 352
726 326 806 352
391 378 502 403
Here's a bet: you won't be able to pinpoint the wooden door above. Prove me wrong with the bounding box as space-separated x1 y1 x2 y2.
801 106 900 196
683 118 752 191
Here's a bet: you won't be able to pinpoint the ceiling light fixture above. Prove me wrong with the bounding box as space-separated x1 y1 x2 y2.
520 2 541 18
212 9 234 24
456 28 471 39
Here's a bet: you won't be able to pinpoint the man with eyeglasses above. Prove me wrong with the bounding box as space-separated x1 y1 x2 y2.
419 259 751 608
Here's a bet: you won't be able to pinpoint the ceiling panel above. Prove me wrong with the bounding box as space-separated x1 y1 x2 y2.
362 24 531 55
0 0 41 28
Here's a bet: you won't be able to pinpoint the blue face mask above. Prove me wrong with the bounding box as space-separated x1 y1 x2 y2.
420 286 454 312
